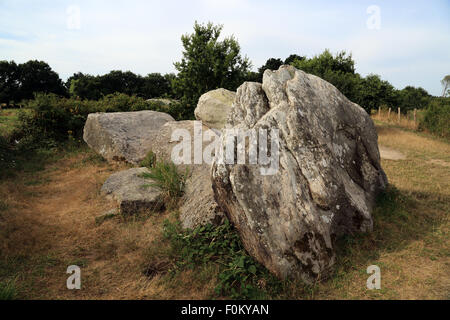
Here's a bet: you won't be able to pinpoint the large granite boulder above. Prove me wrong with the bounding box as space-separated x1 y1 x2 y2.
195 88 236 129
83 110 174 164
211 65 388 283
101 168 163 215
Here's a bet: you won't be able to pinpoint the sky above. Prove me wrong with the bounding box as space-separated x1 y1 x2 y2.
0 0 449 96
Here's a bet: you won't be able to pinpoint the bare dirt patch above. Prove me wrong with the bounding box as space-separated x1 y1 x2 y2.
379 146 406 161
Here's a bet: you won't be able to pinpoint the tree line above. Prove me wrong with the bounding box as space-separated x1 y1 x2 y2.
0 21 445 116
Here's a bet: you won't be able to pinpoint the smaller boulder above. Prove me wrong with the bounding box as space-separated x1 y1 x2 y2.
195 88 236 129
101 168 163 215
83 110 174 164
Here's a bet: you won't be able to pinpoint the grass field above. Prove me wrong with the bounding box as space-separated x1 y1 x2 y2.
0 112 448 299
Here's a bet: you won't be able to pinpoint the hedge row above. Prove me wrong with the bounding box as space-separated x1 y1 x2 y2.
420 98 450 139
17 93 185 146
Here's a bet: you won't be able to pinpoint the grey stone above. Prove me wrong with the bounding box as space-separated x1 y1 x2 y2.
83 110 174 164
101 167 163 215
211 65 388 283
179 165 225 230
144 120 225 229
195 88 236 129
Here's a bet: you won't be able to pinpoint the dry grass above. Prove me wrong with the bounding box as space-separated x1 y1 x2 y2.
301 120 449 300
0 120 448 300
0 150 213 299
372 108 422 131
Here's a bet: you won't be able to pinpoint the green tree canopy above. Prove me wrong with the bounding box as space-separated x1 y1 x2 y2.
0 60 66 105
256 58 284 82
397 86 430 112
291 49 359 103
284 54 305 65
18 60 66 100
140 73 172 98
0 60 20 105
172 21 251 118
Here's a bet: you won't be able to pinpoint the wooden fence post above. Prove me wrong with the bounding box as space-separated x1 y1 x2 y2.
414 108 417 125
388 108 391 121
398 107 401 123
378 107 381 119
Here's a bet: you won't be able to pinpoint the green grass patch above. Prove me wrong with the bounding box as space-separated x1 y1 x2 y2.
141 159 188 208
0 279 18 300
159 219 282 299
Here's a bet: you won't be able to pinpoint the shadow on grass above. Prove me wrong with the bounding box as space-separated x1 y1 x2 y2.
332 184 445 278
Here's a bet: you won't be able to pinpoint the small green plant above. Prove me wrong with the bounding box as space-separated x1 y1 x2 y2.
140 150 157 169
0 279 17 300
162 219 281 299
141 159 187 204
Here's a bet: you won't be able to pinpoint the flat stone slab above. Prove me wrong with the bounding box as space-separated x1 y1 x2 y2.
101 168 163 215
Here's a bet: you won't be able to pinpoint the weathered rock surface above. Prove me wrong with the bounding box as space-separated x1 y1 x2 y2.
195 88 236 129
143 120 225 229
101 168 163 215
180 165 225 229
211 65 388 283
83 110 174 164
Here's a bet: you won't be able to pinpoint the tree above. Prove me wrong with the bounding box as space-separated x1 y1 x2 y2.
441 75 450 97
291 50 359 104
284 54 305 65
140 73 172 98
18 60 67 100
254 58 284 82
0 61 20 106
172 22 251 118
100 70 144 96
69 73 103 100
397 86 430 112
243 71 260 83
289 49 401 113
356 74 397 113
292 49 355 76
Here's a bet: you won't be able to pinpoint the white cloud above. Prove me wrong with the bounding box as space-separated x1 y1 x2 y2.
0 0 449 95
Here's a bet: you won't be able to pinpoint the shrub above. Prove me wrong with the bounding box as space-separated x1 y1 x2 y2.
19 93 98 145
420 98 450 139
17 93 187 150
162 219 281 299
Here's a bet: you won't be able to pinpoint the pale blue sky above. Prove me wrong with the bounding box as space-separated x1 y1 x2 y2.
1 0 449 95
